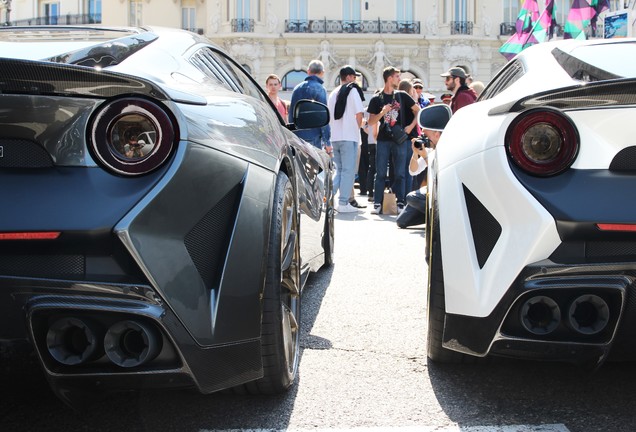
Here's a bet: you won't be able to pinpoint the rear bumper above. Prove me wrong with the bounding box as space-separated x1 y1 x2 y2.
0 277 261 396
442 261 636 364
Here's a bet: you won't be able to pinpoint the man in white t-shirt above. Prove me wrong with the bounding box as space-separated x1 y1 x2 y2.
327 65 365 213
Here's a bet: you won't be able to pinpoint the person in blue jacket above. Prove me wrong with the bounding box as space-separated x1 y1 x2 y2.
288 59 331 152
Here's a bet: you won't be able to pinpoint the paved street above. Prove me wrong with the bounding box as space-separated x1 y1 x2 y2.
3 196 636 431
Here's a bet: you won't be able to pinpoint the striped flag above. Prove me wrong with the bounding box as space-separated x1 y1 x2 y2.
564 0 597 40
499 0 541 60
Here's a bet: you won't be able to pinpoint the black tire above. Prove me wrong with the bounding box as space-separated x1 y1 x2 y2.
245 171 301 393
322 185 335 267
426 202 467 363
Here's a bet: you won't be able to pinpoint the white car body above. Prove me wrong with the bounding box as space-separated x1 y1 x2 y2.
428 37 636 365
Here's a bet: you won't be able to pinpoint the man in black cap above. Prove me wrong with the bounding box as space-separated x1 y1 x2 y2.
397 104 452 229
440 66 477 113
327 65 366 213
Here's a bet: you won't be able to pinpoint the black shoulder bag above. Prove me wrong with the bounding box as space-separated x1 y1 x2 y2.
381 92 408 145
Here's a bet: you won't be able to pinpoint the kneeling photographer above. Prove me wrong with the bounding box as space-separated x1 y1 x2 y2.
397 104 452 229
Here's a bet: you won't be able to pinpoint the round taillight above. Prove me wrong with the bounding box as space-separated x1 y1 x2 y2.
89 97 177 176
505 109 579 176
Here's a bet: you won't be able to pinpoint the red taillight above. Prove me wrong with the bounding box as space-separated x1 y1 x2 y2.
0 232 60 240
597 224 636 232
505 109 579 177
88 97 177 176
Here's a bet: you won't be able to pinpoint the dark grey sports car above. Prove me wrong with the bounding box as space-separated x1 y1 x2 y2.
0 26 334 404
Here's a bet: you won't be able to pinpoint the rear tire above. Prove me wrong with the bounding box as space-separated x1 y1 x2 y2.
322 186 335 267
426 203 467 363
244 171 301 393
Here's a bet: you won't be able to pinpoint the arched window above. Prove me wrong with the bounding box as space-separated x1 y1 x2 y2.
282 70 307 91
400 71 416 82
333 74 370 91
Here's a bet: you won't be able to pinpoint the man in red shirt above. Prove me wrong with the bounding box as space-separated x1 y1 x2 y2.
265 74 289 119
440 67 477 113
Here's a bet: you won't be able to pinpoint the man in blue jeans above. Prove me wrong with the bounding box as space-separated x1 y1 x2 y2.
367 66 420 215
327 65 365 213
288 59 331 152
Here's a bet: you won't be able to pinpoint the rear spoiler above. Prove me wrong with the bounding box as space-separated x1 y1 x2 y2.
489 78 636 115
0 57 168 100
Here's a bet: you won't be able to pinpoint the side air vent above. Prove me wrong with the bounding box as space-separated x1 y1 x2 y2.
610 146 636 172
184 183 243 290
189 48 235 91
463 185 502 268
0 139 53 168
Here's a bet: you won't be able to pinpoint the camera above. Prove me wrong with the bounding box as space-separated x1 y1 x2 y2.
413 136 431 150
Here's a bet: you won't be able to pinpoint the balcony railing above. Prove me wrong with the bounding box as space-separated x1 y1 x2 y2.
231 18 254 33
450 21 473 35
500 22 515 36
501 22 583 39
284 19 420 34
8 13 101 26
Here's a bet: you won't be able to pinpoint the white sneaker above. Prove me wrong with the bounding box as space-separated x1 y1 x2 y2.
371 203 381 215
337 203 361 213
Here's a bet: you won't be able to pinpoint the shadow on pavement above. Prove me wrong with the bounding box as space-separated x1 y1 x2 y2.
427 356 636 431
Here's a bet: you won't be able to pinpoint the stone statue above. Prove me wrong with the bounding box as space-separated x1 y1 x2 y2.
426 3 438 36
319 40 337 67
266 1 278 33
210 1 221 33
482 6 492 37
368 41 391 88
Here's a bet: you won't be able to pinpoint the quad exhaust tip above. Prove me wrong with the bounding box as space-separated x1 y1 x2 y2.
46 317 103 366
104 320 162 368
520 295 561 335
568 294 610 335
46 317 163 368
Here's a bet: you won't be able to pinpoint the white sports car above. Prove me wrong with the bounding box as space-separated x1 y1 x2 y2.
426 37 636 367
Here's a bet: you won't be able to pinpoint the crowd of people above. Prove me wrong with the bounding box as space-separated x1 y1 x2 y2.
266 60 481 225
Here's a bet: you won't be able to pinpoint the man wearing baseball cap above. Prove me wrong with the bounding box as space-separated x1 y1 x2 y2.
440 66 477 113
410 78 430 109
328 65 365 213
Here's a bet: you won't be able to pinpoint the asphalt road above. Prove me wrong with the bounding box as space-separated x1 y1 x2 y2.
2 199 636 432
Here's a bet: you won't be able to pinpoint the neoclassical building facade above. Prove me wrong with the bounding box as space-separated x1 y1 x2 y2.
2 1 622 98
